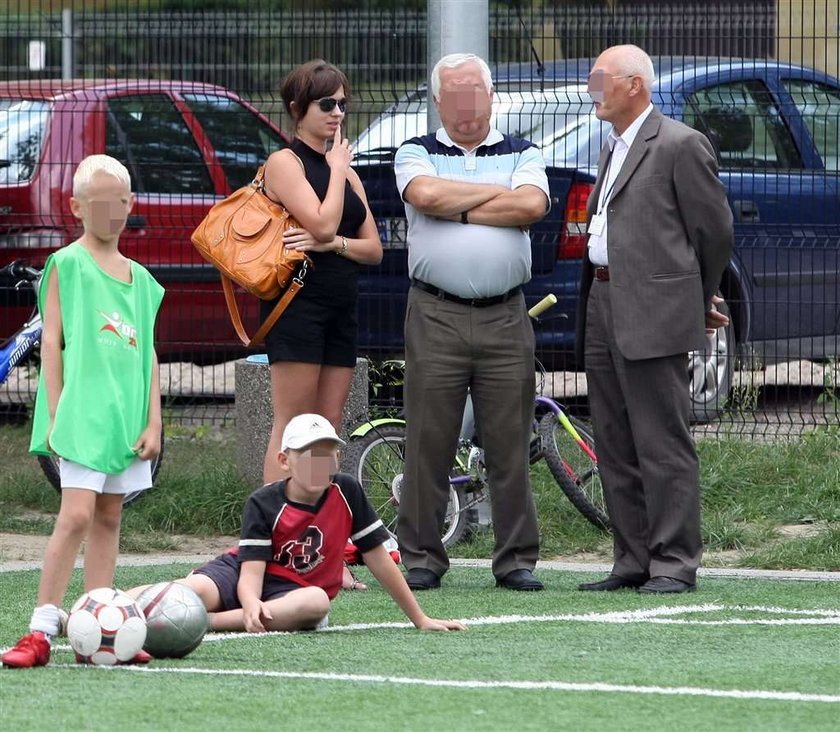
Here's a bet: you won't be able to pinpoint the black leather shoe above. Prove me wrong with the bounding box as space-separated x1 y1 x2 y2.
405 568 441 590
638 576 696 594
495 569 544 591
578 575 643 592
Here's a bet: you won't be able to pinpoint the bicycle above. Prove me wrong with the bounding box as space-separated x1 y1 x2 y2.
342 295 609 548
0 260 164 505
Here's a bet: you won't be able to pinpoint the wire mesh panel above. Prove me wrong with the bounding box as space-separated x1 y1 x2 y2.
0 0 837 435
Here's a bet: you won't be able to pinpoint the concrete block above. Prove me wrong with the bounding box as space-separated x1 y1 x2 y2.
235 356 368 487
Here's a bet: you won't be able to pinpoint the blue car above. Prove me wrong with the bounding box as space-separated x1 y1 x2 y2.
352 57 840 421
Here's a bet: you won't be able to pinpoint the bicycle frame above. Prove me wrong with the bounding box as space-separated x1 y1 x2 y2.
0 267 42 386
535 395 598 464
344 293 607 535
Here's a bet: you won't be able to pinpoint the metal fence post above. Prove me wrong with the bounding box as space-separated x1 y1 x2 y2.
61 7 74 80
426 0 489 132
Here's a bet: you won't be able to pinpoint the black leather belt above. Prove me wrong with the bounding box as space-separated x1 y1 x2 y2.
411 279 522 307
594 266 610 281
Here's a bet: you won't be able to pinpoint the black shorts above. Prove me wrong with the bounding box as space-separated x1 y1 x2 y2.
192 553 305 611
260 292 357 367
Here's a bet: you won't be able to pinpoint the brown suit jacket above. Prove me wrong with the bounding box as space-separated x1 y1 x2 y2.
575 107 734 364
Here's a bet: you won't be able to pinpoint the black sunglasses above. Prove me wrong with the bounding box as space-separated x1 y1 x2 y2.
316 97 347 113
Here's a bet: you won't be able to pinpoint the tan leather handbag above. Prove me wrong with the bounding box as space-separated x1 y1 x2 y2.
191 166 311 347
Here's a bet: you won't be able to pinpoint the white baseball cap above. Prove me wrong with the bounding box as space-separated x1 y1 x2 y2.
281 414 345 452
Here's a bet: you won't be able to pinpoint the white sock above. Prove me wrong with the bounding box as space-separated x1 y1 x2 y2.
29 604 59 640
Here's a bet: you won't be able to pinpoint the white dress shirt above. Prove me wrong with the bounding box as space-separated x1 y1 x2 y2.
588 103 654 266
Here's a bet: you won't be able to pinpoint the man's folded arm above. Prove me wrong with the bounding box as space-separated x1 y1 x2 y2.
402 175 508 217
463 184 549 227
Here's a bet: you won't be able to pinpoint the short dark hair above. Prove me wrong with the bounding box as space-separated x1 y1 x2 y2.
280 59 350 121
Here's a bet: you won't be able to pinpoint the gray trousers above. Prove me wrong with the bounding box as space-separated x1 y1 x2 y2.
397 286 540 578
584 280 703 584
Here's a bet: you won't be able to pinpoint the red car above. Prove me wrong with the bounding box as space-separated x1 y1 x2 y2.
0 79 289 360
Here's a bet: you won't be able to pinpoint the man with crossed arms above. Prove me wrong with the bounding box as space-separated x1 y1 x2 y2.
393 52 550 592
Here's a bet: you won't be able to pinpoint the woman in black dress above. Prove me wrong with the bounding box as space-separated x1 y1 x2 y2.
261 60 382 484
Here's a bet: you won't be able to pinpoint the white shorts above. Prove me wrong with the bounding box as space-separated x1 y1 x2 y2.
58 457 153 495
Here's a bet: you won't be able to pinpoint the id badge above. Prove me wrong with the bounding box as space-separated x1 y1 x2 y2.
587 213 605 236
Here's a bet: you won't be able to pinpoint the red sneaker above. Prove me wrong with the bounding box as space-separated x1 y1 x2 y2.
123 649 152 665
2 632 51 668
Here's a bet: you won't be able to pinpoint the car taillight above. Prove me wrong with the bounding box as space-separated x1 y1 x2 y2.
557 182 594 260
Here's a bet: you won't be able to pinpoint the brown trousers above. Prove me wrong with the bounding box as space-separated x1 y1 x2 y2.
585 280 703 584
397 286 540 578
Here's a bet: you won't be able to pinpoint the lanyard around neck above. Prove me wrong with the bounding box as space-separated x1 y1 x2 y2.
597 147 621 214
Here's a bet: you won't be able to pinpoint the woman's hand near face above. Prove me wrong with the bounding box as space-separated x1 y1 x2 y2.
325 125 353 173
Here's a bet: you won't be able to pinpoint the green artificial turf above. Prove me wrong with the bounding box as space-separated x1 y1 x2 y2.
1 564 838 731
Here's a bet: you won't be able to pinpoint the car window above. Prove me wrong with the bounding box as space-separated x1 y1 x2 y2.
783 80 840 171
105 95 214 194
182 94 287 190
685 80 802 169
539 114 609 168
0 99 49 184
354 85 605 166
493 87 592 142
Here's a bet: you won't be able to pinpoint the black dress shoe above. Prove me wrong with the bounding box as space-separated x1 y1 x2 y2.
578 575 643 592
638 576 696 594
405 568 441 590
495 568 544 591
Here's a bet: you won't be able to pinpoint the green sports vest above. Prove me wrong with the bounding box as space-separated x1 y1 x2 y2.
30 242 165 473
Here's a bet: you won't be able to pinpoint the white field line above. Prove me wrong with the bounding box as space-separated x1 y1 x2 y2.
44 604 840 656
49 664 840 704
193 603 840 641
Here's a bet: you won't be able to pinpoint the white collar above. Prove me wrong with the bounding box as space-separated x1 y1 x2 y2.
608 103 654 151
436 126 504 152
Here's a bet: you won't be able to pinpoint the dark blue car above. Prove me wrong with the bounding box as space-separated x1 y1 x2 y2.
352 57 840 421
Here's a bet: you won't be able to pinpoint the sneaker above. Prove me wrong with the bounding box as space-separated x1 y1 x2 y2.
124 649 152 665
2 632 51 668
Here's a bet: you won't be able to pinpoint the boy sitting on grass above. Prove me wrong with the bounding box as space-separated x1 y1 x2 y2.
132 414 465 633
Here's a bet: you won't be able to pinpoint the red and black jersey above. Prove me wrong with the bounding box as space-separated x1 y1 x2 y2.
232 473 390 599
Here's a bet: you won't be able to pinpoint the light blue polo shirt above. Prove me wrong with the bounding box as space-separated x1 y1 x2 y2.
394 127 549 299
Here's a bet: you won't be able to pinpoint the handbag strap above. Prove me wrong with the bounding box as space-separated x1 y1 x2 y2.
221 274 304 348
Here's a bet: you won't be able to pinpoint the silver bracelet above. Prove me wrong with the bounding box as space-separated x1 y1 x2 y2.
338 236 348 255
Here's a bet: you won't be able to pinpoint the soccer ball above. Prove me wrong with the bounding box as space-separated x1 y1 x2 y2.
135 582 208 659
67 587 147 666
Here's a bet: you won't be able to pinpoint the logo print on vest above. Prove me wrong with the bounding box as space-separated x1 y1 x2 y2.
97 310 138 348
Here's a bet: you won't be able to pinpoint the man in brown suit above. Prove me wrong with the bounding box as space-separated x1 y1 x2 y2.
576 45 734 594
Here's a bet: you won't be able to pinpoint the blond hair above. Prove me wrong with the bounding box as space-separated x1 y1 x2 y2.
430 53 493 101
72 155 132 197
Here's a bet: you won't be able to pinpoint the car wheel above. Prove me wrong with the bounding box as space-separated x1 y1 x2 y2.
688 297 734 423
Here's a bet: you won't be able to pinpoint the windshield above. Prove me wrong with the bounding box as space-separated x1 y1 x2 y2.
353 85 608 168
0 99 49 184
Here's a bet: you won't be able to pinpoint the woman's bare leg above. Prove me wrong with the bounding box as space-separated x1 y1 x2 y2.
263 362 322 483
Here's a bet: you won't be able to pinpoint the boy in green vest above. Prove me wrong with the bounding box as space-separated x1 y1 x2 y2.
2 155 164 668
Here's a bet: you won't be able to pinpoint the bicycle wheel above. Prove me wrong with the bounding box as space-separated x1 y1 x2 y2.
38 426 165 508
538 412 609 531
342 425 476 547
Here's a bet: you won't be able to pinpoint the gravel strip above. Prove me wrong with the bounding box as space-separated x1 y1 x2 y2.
2 555 836 583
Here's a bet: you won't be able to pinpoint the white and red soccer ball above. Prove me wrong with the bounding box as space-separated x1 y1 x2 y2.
67 587 147 666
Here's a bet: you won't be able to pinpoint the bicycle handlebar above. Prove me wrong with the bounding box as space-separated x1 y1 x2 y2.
528 294 557 320
0 260 41 282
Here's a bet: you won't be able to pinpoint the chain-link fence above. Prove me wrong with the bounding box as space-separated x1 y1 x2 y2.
1 0 838 436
